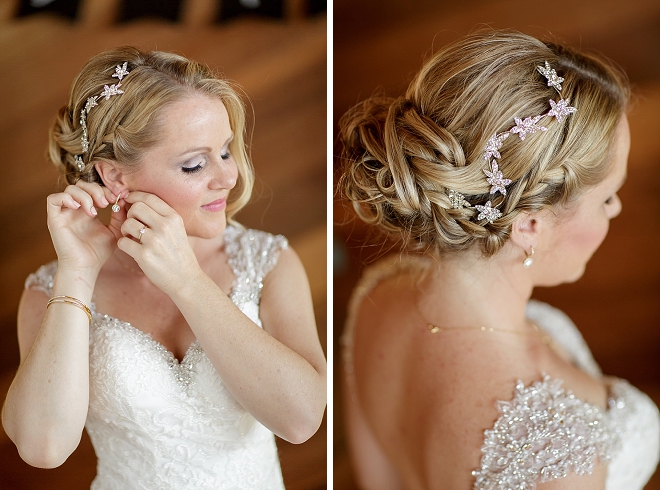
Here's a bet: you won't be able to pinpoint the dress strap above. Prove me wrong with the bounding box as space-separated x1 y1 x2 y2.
24 261 58 296
224 225 288 306
343 255 431 347
342 255 432 395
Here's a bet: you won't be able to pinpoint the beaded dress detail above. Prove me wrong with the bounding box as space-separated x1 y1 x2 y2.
25 226 288 490
343 255 660 490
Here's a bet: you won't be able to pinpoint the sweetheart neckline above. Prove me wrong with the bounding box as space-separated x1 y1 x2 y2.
92 309 202 366
88 283 240 366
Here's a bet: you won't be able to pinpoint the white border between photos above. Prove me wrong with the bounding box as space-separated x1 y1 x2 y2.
326 1 334 487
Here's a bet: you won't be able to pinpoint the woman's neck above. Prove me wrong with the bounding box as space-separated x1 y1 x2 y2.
417 244 535 332
187 231 226 266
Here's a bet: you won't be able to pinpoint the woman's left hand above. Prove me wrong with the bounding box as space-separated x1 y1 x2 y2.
118 191 201 295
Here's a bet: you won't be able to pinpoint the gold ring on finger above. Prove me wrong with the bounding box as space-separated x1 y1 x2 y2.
138 227 147 243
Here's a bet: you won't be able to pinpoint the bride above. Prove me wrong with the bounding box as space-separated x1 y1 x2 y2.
339 31 659 489
1 46 326 488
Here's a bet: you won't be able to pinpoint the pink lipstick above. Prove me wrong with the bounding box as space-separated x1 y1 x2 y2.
201 198 227 212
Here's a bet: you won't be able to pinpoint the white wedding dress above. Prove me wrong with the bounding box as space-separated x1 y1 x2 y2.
343 255 660 490
26 225 287 490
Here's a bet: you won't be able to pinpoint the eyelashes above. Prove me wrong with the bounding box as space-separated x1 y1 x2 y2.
182 158 205 173
181 151 231 173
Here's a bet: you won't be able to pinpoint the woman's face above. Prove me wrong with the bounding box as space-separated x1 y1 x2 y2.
124 93 238 239
535 115 630 286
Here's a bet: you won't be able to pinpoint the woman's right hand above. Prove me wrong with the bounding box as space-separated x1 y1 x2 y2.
47 180 124 275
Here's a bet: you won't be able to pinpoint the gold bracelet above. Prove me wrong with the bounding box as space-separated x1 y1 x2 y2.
46 295 92 325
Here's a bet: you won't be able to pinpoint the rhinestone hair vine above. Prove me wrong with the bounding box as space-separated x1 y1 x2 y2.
447 61 576 224
74 62 130 171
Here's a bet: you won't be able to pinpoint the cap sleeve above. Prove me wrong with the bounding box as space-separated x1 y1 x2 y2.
225 226 288 306
472 375 616 489
24 261 58 296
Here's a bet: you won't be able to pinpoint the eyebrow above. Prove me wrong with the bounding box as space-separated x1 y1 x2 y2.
177 132 234 158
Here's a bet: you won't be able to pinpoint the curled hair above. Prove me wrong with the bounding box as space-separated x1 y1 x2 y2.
49 46 253 221
339 31 630 256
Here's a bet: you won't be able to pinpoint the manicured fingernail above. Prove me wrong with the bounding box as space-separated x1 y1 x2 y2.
73 201 81 208
101 197 109 206
90 206 97 216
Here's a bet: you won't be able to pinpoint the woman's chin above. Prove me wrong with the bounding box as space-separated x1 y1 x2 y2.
564 267 586 284
185 218 228 239
536 265 586 287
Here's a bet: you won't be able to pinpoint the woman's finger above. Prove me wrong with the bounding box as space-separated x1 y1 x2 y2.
117 235 141 258
125 200 162 230
74 180 112 208
120 217 148 242
47 192 82 213
64 185 99 217
124 191 174 217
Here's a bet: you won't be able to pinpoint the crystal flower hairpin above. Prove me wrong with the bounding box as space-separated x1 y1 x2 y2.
448 61 577 224
74 62 130 171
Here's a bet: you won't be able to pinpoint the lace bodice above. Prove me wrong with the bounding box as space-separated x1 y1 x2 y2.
26 226 288 490
343 255 660 490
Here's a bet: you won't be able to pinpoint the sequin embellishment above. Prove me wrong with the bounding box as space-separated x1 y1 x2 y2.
472 375 618 489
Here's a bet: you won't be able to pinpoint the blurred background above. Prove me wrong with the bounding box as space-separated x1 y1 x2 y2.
0 0 326 488
333 0 660 488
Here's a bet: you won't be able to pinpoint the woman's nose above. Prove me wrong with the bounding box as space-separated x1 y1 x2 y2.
209 157 237 190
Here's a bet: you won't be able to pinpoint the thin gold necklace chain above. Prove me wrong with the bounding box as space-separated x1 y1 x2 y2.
414 299 558 350
426 322 553 346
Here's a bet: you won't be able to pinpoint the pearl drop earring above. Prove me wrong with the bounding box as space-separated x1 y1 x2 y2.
523 247 534 268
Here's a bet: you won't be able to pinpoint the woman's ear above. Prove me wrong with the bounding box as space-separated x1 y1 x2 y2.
95 160 129 197
510 210 545 251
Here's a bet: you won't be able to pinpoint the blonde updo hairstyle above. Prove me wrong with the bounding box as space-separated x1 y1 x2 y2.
339 31 630 256
49 46 253 221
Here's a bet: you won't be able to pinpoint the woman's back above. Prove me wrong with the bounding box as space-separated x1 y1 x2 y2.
344 256 659 489
338 30 659 489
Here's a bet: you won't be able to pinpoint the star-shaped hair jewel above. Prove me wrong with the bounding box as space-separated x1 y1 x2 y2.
475 201 502 224
483 161 512 196
448 190 471 209
537 61 564 92
112 62 130 80
100 83 124 100
548 98 577 123
510 115 548 141
73 61 130 166
84 97 98 113
483 133 510 161
469 61 576 227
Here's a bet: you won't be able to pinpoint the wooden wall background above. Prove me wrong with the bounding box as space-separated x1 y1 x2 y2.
333 0 660 488
0 2 327 489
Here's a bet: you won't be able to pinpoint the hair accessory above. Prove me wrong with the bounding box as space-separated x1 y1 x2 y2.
537 61 564 91
483 161 512 195
47 295 92 325
451 61 576 225
474 201 502 224
111 194 121 213
448 190 471 209
74 62 130 171
523 246 534 268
